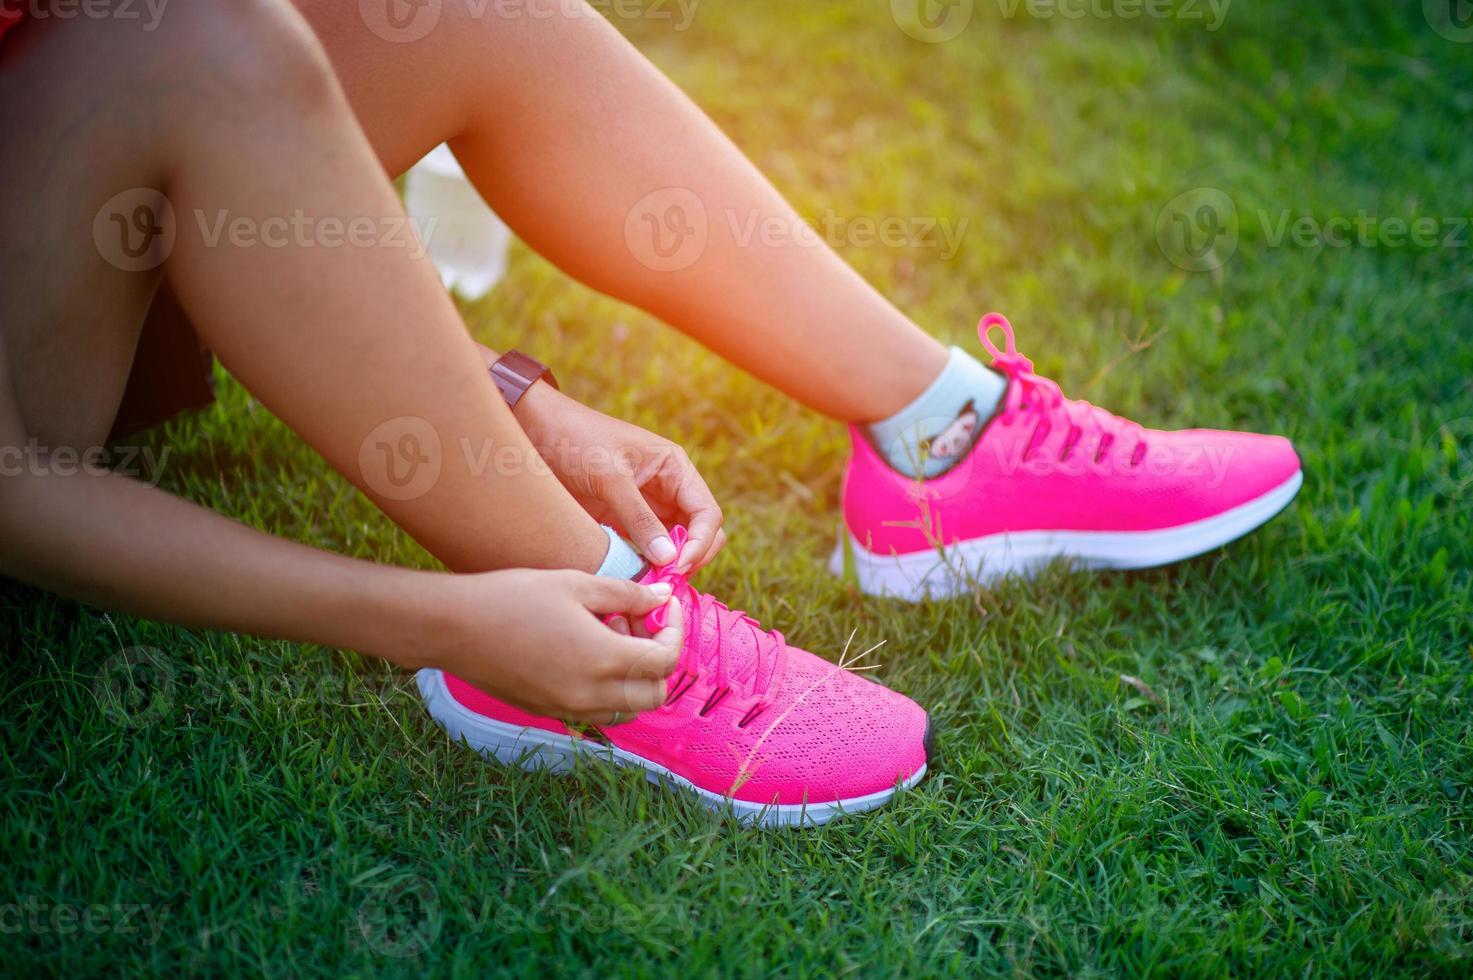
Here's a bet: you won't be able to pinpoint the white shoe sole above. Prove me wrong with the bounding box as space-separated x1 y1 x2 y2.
831 469 1303 601
416 668 927 829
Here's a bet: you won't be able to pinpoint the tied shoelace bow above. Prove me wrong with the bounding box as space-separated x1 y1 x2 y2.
641 526 785 722
977 312 1148 464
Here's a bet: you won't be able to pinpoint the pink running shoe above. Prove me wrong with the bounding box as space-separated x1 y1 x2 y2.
834 313 1303 600
418 530 931 828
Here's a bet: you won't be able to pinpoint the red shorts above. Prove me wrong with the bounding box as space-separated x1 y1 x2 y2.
0 4 23 42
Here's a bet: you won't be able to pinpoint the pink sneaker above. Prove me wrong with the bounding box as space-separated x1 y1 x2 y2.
834 313 1303 600
418 531 931 828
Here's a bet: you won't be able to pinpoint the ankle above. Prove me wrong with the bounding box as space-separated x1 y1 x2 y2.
859 336 950 422
864 346 1006 479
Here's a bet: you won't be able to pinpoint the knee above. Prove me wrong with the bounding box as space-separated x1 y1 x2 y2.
3 0 341 135
178 0 342 115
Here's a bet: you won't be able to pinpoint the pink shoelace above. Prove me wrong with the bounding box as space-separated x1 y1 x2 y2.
978 312 1148 464
642 527 786 724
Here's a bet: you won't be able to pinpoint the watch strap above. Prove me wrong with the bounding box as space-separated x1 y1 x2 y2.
490 349 558 408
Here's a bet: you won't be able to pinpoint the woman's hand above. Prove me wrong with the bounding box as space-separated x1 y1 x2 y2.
514 383 725 573
429 568 684 724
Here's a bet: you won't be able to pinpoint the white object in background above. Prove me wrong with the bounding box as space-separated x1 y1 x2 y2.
404 143 512 300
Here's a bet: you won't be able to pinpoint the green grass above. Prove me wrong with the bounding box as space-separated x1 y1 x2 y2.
4 0 1472 974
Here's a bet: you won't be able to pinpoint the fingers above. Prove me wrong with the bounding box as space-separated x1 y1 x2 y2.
615 674 669 713
647 592 683 651
685 526 727 575
573 572 672 615
602 602 683 718
531 589 686 725
606 479 678 566
555 638 674 724
667 452 724 574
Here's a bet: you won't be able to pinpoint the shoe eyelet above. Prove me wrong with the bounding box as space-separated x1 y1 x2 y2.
698 687 729 717
736 703 767 729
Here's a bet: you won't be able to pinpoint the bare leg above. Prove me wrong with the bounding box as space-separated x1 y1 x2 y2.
293 0 948 423
0 0 607 575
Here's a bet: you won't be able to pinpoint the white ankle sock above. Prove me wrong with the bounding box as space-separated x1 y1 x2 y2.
865 346 1006 478
594 525 646 579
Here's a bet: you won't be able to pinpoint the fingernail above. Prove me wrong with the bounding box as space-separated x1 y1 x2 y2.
646 582 673 598
647 536 677 565
608 615 630 635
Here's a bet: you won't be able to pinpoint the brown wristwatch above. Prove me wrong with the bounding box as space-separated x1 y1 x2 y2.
489 349 558 409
